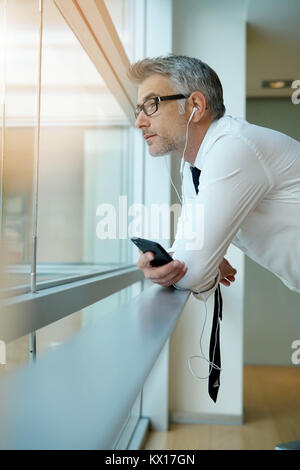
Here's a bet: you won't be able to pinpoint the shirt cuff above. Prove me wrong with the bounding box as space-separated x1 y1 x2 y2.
172 270 221 302
192 270 221 302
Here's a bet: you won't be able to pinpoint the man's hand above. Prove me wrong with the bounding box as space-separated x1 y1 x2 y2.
137 249 188 287
219 257 237 287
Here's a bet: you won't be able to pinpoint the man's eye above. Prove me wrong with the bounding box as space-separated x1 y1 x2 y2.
146 100 156 111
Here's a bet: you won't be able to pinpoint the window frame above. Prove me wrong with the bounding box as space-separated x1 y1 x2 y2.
54 0 137 124
0 0 146 345
0 0 176 450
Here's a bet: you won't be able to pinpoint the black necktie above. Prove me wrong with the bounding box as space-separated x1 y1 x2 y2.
190 165 223 403
208 284 222 402
190 165 201 195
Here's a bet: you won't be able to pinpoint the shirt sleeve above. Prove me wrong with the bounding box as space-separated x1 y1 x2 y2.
173 269 221 302
171 134 272 299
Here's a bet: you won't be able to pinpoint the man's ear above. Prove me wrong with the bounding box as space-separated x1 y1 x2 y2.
189 91 208 120
190 106 206 122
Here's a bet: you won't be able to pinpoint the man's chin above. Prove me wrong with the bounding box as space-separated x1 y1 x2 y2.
149 150 166 157
147 145 172 157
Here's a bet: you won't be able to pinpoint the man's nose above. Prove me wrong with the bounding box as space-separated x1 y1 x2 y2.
135 110 151 129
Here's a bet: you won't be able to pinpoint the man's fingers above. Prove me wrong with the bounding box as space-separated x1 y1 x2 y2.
219 258 237 283
136 252 188 286
224 267 237 278
153 265 188 285
147 260 185 281
220 275 236 287
220 279 230 286
157 259 185 277
137 251 155 269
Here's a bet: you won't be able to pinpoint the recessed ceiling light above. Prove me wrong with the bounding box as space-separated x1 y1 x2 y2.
262 80 293 89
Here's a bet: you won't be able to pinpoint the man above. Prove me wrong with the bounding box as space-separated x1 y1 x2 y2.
128 54 300 301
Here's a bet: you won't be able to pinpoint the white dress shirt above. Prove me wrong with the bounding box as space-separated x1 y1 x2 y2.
168 115 300 301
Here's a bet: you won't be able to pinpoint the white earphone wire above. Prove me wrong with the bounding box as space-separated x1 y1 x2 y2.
188 298 222 381
164 106 196 205
163 106 223 380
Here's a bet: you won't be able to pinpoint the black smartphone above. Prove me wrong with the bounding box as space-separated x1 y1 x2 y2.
131 237 173 267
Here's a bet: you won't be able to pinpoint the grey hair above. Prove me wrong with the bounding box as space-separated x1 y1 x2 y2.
127 54 226 120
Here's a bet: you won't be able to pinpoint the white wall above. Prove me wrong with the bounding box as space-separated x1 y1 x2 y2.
244 98 300 365
143 0 174 249
170 0 248 423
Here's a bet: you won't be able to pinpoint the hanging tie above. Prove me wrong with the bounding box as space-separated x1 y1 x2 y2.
208 284 222 402
190 165 201 195
190 165 223 403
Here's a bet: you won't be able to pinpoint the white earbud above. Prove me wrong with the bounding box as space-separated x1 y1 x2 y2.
188 106 197 123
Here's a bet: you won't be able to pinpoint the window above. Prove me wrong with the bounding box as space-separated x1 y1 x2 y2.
0 0 40 288
0 0 137 291
0 0 173 451
37 0 133 280
0 0 143 348
104 0 135 61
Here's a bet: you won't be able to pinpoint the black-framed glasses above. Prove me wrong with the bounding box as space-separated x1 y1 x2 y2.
134 94 189 119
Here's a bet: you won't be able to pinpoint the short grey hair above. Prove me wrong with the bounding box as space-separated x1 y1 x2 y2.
127 54 226 120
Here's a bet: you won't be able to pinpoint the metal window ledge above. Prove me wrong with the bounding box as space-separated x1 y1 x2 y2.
0 266 143 343
0 284 190 450
3 263 136 298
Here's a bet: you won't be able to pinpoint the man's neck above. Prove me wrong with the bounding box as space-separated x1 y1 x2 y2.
179 116 215 166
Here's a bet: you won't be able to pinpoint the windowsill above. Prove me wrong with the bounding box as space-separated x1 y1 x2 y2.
0 266 144 344
0 284 190 450
2 263 135 297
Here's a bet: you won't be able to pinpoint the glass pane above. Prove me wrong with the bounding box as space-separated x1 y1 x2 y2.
36 0 133 284
0 334 30 376
81 280 142 329
36 281 142 357
104 0 135 61
36 310 82 358
0 281 142 402
0 0 40 289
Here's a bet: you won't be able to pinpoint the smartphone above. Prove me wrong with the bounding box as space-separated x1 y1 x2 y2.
131 236 173 267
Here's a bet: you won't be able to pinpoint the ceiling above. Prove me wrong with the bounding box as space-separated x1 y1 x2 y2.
246 0 300 97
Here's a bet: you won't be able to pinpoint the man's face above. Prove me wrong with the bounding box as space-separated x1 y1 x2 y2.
135 74 186 156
